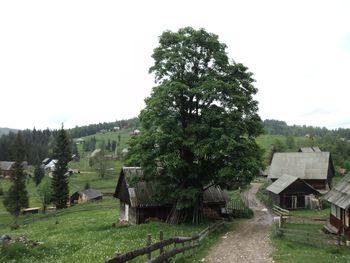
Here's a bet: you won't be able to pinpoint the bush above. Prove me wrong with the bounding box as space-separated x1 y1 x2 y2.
0 186 3 196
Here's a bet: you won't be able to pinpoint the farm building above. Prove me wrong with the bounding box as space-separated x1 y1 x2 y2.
268 152 334 191
0 161 28 177
266 174 320 209
323 174 350 241
70 189 103 205
114 167 228 224
298 147 321 153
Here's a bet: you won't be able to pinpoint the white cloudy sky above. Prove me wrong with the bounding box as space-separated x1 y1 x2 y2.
0 0 349 130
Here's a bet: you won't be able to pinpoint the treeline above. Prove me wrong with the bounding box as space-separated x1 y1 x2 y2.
264 119 350 169
68 117 139 139
0 129 53 165
0 118 139 165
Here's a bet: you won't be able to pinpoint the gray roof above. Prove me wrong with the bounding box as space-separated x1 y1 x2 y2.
268 152 332 180
0 161 14 171
117 167 228 207
266 174 299 194
323 174 350 209
78 189 103 200
298 147 322 153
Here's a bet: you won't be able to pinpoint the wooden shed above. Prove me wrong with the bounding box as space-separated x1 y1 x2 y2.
114 167 228 224
323 174 350 241
268 152 334 191
70 188 103 205
267 174 320 209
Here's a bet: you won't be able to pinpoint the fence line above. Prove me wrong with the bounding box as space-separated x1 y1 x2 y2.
276 227 342 247
105 220 225 263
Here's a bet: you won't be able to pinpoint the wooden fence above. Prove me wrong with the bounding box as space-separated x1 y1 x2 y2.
276 227 342 247
105 220 225 263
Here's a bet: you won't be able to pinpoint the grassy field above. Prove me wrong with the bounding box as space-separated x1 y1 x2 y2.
0 197 228 263
272 223 350 263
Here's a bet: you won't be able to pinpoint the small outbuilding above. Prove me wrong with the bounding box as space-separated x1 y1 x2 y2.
114 167 228 224
70 189 103 205
267 174 320 209
323 174 350 241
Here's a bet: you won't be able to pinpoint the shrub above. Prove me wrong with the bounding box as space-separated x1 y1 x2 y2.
0 186 3 196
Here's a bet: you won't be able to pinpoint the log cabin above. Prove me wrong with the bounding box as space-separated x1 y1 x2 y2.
114 167 228 224
267 174 320 209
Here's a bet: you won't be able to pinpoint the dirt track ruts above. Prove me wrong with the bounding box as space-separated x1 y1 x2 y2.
205 183 274 263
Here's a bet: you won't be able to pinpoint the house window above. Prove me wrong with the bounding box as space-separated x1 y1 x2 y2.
331 204 341 219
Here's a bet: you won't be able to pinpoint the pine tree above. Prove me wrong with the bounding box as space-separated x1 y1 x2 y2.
3 132 29 218
51 125 71 209
33 164 45 186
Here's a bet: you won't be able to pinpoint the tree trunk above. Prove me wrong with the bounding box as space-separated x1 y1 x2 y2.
166 196 203 224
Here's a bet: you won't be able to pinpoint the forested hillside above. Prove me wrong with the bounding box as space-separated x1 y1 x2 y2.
0 118 139 165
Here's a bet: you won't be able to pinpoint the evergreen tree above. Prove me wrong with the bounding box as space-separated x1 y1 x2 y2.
107 138 111 151
51 125 71 209
98 140 107 178
111 140 117 152
33 164 45 186
3 132 29 218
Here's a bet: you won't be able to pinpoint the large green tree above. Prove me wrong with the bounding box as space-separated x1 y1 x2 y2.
51 126 71 209
128 27 263 223
3 132 29 218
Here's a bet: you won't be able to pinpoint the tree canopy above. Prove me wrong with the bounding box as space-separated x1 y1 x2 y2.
127 27 263 223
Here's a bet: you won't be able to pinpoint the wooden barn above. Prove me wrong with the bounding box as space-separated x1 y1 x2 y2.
267 174 320 209
323 174 350 242
268 152 334 191
114 167 228 224
70 188 103 205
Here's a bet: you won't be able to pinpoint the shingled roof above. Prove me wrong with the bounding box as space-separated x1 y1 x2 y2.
114 167 228 208
323 174 350 209
268 152 333 180
267 174 319 195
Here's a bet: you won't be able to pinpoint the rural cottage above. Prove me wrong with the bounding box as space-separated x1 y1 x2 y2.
268 152 334 191
114 167 228 224
266 174 320 209
323 174 350 242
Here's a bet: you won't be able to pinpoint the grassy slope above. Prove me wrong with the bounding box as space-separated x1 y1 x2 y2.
272 224 350 263
0 198 209 263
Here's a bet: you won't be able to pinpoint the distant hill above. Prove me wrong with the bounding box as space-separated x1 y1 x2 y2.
0 127 18 137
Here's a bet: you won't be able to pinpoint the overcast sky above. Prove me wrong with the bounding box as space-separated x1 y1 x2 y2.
1 0 349 130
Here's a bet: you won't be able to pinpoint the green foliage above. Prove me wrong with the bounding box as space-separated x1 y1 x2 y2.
51 126 71 209
128 27 263 223
84 181 90 190
33 164 45 186
3 132 29 217
37 178 52 213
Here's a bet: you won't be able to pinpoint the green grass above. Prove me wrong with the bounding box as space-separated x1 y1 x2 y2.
0 197 210 263
272 223 350 263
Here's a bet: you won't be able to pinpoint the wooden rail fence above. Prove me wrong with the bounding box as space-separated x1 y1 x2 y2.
105 220 225 263
276 227 342 247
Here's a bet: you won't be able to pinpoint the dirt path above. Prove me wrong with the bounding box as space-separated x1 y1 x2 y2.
205 183 274 263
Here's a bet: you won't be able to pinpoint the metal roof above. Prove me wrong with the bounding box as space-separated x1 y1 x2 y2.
266 174 299 194
323 174 350 209
78 188 103 200
0 161 14 171
268 152 332 180
298 147 322 153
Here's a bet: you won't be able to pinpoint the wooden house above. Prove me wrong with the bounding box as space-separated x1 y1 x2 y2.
0 161 28 177
114 167 228 224
267 174 320 209
70 189 103 205
268 152 334 191
323 174 350 241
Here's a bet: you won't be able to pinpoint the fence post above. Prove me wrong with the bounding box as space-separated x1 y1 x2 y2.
159 230 164 255
147 234 152 262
